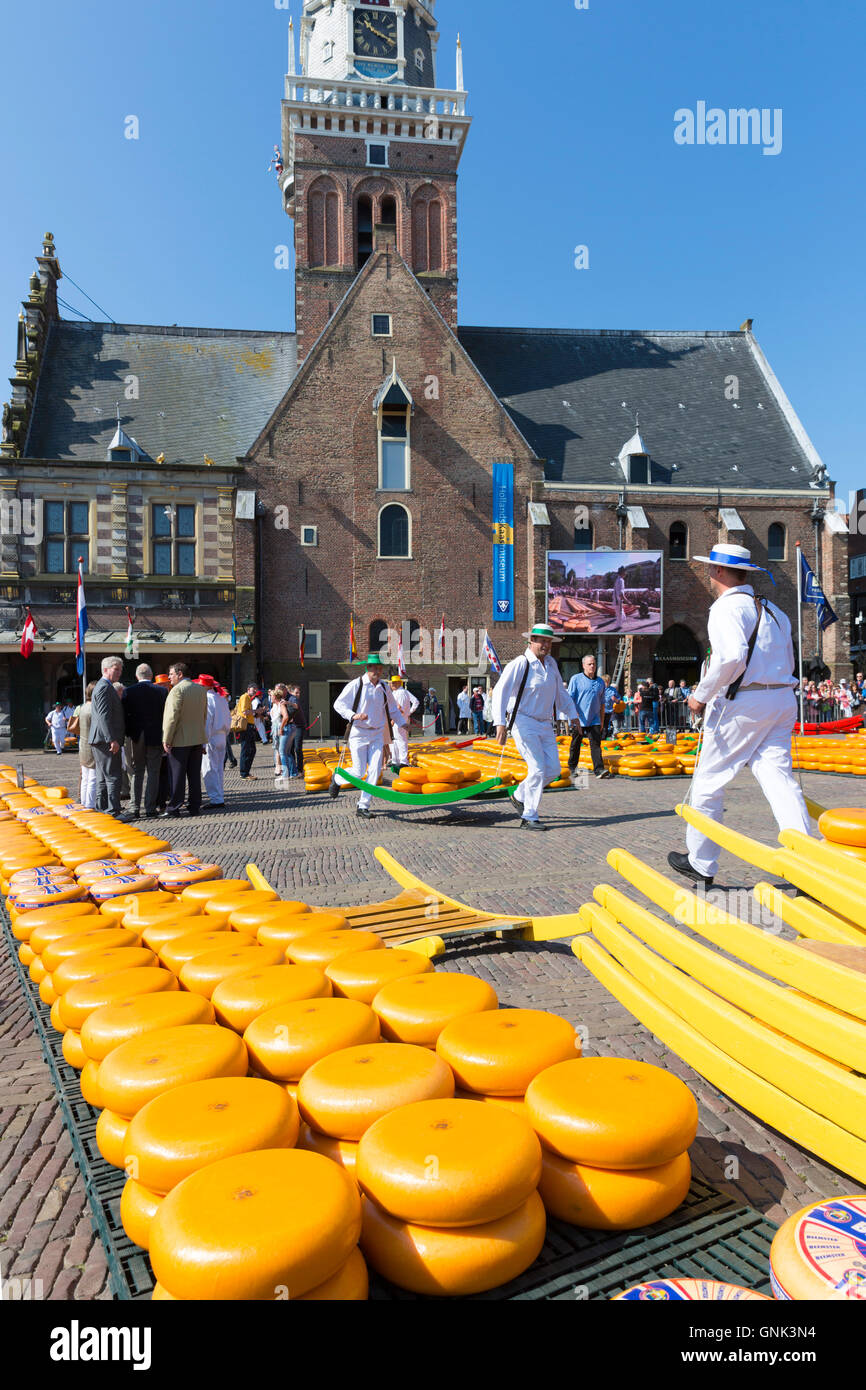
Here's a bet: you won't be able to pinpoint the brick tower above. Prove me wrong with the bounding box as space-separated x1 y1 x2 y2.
280 0 471 362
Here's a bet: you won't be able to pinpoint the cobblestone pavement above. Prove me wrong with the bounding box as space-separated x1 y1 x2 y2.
2 745 864 1299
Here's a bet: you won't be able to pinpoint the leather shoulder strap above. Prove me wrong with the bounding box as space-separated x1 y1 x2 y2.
725 598 765 702
507 659 531 733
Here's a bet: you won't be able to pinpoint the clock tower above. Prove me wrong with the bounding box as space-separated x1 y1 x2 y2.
279 1 470 362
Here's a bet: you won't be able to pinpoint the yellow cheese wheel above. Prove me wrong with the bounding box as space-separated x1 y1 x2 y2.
52 945 157 996
97 1025 249 1118
59 966 178 1031
80 1059 104 1108
770 1196 866 1300
137 852 200 872
453 1088 529 1118
8 868 73 889
99 890 177 922
297 1124 359 1175
62 1028 87 1070
140 913 211 953
422 783 459 795
373 973 499 1046
96 1108 130 1168
360 1190 546 1297
121 1178 164 1250
159 863 224 892
43 925 140 972
74 860 137 882
88 874 159 903
525 1058 699 1168
298 1042 454 1141
204 889 278 929
159 930 255 975
149 1149 361 1301
398 768 428 786
286 929 385 968
228 900 310 934
391 778 421 793
81 991 215 1062
178 875 252 907
244 997 381 1082
325 948 434 1004
436 1008 579 1096
28 956 48 983
357 1098 541 1226
254 913 346 951
818 809 866 847
178 943 286 999
11 882 87 911
123 1076 299 1194
614 1279 771 1301
539 1149 691 1228
211 965 332 1032
38 976 58 1006
50 997 67 1034
24 904 100 951
295 1247 368 1301
18 942 35 967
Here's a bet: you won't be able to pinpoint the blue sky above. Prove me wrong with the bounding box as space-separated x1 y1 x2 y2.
2 0 862 502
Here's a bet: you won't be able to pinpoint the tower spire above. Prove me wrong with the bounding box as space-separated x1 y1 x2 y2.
456 33 464 92
288 17 296 77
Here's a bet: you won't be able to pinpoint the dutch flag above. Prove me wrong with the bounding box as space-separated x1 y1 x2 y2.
75 558 89 676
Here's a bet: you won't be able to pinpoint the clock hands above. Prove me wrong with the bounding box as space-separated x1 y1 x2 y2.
362 14 396 48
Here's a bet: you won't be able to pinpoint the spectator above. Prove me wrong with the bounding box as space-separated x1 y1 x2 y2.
645 678 661 734
273 684 293 782
604 676 624 735
44 702 67 755
425 688 444 736
122 663 169 819
456 683 471 735
232 685 260 780
483 686 494 735
636 683 649 733
567 653 611 782
161 662 208 818
89 655 132 818
252 689 269 744
287 685 306 777
269 686 283 778
198 675 231 809
67 683 96 807
469 685 486 736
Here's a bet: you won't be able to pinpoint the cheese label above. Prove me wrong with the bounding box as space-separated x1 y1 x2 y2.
617 1279 765 1301
794 1200 866 1299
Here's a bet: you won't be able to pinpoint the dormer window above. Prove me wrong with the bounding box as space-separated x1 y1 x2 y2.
107 419 146 464
627 453 649 485
617 427 650 485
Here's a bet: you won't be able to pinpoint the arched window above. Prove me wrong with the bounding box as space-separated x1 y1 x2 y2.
573 521 593 551
357 195 374 269
309 181 340 268
768 523 785 561
379 504 411 559
369 620 389 654
412 193 443 273
669 521 687 560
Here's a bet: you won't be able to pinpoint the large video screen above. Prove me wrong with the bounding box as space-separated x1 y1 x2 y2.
546 551 663 636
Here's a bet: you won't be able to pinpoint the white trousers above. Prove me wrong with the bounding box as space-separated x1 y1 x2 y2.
203 737 227 805
52 729 65 754
511 714 562 821
392 727 410 766
255 718 268 744
79 765 97 809
686 689 810 878
337 734 385 810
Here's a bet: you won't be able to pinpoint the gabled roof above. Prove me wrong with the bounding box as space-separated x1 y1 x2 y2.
25 321 297 466
457 326 828 491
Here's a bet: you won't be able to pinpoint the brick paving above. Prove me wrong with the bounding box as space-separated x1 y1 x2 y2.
1 745 864 1299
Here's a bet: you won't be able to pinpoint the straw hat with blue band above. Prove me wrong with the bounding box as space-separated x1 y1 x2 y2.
692 543 775 583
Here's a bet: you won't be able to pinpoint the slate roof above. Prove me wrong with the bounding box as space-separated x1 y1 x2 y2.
457 327 825 490
25 322 298 467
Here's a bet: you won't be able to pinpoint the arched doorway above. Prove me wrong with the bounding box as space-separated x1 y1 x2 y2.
653 624 702 687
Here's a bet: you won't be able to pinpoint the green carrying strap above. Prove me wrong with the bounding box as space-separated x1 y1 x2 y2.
333 767 503 806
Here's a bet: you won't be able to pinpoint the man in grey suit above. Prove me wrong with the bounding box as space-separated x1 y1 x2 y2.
89 654 133 819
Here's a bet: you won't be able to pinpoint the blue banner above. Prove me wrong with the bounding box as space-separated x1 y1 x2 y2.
799 551 838 631
492 462 514 623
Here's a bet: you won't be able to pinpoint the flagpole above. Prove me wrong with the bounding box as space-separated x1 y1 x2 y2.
78 557 86 705
796 542 804 730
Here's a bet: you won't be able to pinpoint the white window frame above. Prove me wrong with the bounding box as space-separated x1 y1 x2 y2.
366 140 389 168
303 629 322 659
322 40 334 62
378 414 411 491
767 523 786 562
301 525 319 547
377 502 413 560
669 521 689 561
371 313 392 337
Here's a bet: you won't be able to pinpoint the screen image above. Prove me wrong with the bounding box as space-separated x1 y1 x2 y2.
547 551 663 636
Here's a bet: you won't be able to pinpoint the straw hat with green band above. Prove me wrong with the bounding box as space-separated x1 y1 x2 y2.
523 623 561 641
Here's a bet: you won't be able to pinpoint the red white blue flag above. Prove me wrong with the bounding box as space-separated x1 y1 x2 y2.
397 630 407 678
76 559 88 676
483 631 502 675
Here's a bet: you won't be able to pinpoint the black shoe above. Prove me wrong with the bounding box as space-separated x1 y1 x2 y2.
667 851 713 886
130 809 141 819
328 778 341 800
595 769 612 780
116 810 136 822
356 808 373 819
520 819 545 831
160 809 182 819
187 809 201 817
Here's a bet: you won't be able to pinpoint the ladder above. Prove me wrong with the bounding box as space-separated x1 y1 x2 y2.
611 636 632 689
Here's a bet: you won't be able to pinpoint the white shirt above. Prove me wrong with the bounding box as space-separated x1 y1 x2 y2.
206 690 231 741
491 648 577 726
694 585 797 704
334 675 407 736
47 709 67 729
457 691 471 716
614 576 626 602
392 687 419 719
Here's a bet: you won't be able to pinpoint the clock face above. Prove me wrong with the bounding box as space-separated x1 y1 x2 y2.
353 9 398 60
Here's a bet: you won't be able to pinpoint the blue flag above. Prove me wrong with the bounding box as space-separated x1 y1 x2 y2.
231 613 238 650
800 552 837 631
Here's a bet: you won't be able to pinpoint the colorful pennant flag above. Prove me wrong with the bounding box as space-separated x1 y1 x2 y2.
349 613 358 663
397 629 407 678
482 631 502 675
125 607 134 660
438 613 446 658
231 613 238 650
299 624 306 669
75 559 88 677
20 610 36 659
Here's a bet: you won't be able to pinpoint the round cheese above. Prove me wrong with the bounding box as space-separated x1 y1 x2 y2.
254 914 345 951
298 1042 454 1141
178 943 286 999
818 809 866 848
295 1247 368 1301
120 1178 164 1250
96 1108 130 1168
297 1124 359 1176
436 1008 579 1096
614 1279 771 1301
61 1028 87 1070
211 964 331 1032
770 1197 866 1300
42 926 140 973
97 1025 248 1118
243 997 380 1082
22 903 98 949
325 949 433 1004
52 945 157 996
59 966 178 1032
539 1149 691 1228
286 929 385 969
159 930 254 975
204 889 278 929
373 972 498 1046
228 900 311 935
81 991 215 1062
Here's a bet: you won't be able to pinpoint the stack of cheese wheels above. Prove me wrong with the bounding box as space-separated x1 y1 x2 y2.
525 1058 698 1230
324 947 434 1005
119 1076 300 1250
211 964 332 1032
253 910 346 953
297 1041 454 1177
159 929 254 976
227 897 310 935
372 972 499 1047
285 928 385 969
437 1007 579 1114
769 1196 866 1300
95 1024 248 1140
357 1098 546 1296
614 1280 771 1301
244 997 381 1118
177 942 286 999
149 1149 366 1300
48 941 163 1056
203 889 278 929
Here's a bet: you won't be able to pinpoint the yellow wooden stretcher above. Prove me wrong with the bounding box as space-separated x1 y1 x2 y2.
246 848 585 956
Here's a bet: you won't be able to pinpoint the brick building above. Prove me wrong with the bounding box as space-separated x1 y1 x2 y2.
0 0 849 745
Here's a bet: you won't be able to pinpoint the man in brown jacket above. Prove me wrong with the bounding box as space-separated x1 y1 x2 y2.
161 662 208 818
